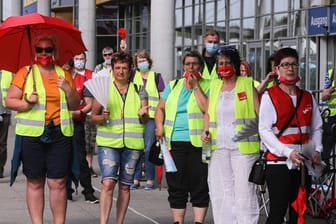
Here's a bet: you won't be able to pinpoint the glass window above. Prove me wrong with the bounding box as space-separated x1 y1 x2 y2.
309 0 324 7
176 0 182 8
229 20 240 42
217 0 225 21
258 0 271 14
230 0 241 19
292 11 305 36
243 1 255 17
205 1 215 24
176 9 183 27
96 20 118 35
96 4 118 19
274 0 288 13
243 18 255 40
273 13 288 38
261 15 271 39
292 0 301 10
184 6 193 26
185 0 193 7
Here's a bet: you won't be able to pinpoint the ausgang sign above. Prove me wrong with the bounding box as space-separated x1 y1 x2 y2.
308 7 328 35
330 6 336 33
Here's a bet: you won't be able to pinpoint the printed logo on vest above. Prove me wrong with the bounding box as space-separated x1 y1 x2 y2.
237 91 247 101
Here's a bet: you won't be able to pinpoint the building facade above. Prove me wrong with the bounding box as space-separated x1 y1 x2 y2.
2 0 336 100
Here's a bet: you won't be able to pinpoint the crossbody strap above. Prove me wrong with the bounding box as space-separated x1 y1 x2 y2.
276 89 303 137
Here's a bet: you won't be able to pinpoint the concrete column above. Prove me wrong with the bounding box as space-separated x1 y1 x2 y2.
150 0 175 83
37 0 50 16
79 0 96 70
3 0 21 19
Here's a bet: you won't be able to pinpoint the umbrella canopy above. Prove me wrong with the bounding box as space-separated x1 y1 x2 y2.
291 164 308 224
157 165 163 190
0 13 86 73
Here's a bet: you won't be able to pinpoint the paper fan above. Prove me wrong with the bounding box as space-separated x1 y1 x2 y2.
84 76 112 110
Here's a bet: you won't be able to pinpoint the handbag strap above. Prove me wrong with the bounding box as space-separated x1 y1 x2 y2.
277 89 303 137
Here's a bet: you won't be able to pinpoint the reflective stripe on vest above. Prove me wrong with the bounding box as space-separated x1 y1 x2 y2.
96 83 144 150
208 77 260 154
15 65 73 137
133 70 160 118
266 86 313 160
164 78 208 148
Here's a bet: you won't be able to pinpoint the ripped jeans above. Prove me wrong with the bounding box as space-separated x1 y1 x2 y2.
97 146 141 185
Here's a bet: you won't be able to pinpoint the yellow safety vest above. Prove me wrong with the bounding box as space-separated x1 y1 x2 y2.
15 65 73 137
164 78 209 148
327 69 336 116
96 83 145 150
133 70 160 118
202 62 220 80
208 77 260 154
1 70 13 107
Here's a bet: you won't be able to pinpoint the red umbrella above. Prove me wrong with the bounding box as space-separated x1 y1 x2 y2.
291 163 307 224
0 13 86 73
157 165 163 190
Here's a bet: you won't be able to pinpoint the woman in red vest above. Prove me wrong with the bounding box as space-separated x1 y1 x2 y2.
259 47 323 224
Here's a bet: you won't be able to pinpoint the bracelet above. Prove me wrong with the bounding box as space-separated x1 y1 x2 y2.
193 86 199 91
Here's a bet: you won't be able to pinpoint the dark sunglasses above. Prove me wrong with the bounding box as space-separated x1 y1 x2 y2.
103 53 113 57
35 47 54 53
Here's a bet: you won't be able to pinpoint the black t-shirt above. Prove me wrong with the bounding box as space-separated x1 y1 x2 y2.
203 56 216 73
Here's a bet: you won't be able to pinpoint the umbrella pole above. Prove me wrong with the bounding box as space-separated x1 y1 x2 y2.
26 26 36 92
301 162 305 187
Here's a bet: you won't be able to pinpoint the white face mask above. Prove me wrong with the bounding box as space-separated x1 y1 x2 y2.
104 59 111 65
74 59 85 70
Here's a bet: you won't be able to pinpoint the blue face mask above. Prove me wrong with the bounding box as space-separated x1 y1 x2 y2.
138 61 150 72
206 43 219 55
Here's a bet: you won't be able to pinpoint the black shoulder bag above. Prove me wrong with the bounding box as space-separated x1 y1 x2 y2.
248 90 303 185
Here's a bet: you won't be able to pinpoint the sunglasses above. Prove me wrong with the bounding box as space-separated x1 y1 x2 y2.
103 53 113 57
35 47 54 53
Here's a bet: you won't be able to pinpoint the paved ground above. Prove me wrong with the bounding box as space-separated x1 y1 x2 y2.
0 119 329 223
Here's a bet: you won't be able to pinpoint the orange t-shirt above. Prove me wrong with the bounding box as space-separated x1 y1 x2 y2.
12 65 76 126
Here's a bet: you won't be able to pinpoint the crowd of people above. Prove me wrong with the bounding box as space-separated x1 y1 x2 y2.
0 28 327 224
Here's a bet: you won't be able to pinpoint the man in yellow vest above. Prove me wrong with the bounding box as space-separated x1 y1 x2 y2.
201 29 221 80
0 70 13 178
321 68 336 168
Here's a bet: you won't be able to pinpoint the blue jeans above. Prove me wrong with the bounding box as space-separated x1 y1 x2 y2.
97 146 141 185
134 119 156 181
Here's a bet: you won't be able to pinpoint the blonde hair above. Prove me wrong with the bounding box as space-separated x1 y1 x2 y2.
240 60 253 76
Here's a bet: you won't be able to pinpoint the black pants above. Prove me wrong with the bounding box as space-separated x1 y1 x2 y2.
67 122 94 195
166 141 209 209
265 164 311 224
321 115 336 169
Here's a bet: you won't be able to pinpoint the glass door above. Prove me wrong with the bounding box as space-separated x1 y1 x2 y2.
246 41 267 83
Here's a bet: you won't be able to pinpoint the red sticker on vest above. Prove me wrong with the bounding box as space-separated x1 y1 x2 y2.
237 91 247 100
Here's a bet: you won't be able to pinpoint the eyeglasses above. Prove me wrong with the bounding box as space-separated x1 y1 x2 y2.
103 53 113 57
184 62 200 66
279 62 299 69
35 47 54 53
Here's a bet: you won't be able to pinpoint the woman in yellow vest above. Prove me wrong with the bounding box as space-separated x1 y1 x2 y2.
0 70 13 179
202 47 260 224
5 35 80 224
155 50 209 224
131 49 165 190
90 51 149 224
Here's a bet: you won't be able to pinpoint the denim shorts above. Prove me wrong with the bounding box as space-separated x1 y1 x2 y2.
97 146 141 185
